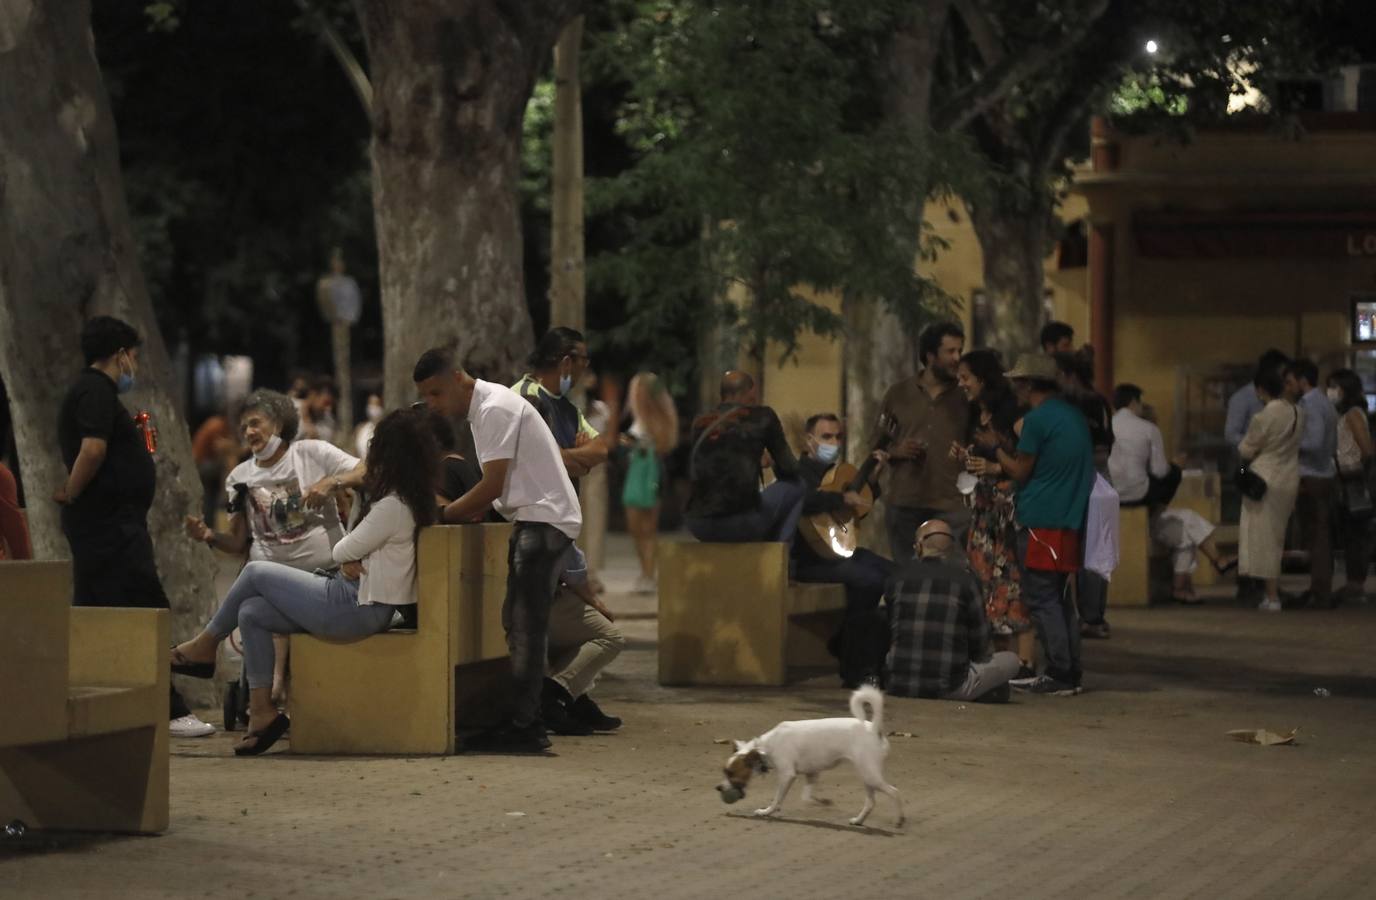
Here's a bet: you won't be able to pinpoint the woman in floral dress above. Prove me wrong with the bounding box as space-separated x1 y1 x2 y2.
955 350 1034 673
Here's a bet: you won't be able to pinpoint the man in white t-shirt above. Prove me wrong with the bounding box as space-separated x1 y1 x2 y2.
414 347 582 753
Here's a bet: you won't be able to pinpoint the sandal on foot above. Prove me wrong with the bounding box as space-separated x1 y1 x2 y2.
234 714 291 757
170 647 216 679
1213 558 1238 576
1171 594 1206 606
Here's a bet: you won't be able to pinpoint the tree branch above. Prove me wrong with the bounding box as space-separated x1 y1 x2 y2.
297 0 372 116
952 0 1004 67
933 0 1111 134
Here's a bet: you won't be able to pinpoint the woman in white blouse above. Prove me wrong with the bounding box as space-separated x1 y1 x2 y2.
1238 369 1303 612
170 409 438 755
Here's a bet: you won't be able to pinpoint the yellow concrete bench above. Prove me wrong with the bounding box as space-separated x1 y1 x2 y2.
0 561 168 834
288 522 513 755
1113 472 1224 606
657 541 847 686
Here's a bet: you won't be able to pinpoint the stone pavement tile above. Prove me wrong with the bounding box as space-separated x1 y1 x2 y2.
5 603 1376 898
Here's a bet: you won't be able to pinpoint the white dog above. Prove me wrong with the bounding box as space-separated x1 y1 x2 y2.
716 685 903 827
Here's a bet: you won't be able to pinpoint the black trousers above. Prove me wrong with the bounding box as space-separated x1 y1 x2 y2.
66 514 191 720
793 548 894 684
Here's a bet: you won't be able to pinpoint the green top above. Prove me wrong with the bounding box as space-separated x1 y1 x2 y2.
1015 395 1094 530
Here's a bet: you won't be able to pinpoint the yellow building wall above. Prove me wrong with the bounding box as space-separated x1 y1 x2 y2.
762 287 844 450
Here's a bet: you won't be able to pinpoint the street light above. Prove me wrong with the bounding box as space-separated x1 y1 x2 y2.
1145 39 1159 54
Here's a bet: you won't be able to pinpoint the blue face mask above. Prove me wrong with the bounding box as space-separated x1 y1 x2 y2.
558 373 574 397
815 442 840 464
116 353 135 394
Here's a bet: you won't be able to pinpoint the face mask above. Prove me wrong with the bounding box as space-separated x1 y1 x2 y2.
366 403 384 422
957 471 979 496
1327 388 1342 404
814 442 840 464
116 352 135 394
253 434 283 461
558 373 574 396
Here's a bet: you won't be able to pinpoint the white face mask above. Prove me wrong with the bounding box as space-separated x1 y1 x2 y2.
1327 388 1342 404
956 471 979 496
366 403 384 422
253 433 283 461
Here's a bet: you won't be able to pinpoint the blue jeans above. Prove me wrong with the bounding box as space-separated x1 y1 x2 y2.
1016 530 1082 685
687 479 806 544
794 548 894 683
503 523 574 729
206 560 396 689
1077 570 1109 626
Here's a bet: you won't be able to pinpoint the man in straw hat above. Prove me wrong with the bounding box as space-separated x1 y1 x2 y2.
974 353 1094 696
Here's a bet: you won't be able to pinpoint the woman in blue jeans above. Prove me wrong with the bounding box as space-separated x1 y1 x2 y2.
170 409 439 755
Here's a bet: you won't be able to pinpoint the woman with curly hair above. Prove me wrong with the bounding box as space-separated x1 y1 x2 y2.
955 350 1034 673
169 409 439 755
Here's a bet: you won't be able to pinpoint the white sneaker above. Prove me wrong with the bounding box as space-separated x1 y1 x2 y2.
632 575 658 595
1257 598 1283 613
170 714 216 738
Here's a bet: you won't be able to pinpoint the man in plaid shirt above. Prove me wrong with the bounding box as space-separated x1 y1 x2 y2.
887 520 1021 702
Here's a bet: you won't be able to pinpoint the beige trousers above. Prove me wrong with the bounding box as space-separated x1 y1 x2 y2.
547 590 624 698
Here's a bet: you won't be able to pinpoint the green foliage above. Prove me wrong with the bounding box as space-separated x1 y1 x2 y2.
587 0 960 388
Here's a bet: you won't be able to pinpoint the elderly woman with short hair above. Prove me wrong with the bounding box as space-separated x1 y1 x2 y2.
183 388 367 703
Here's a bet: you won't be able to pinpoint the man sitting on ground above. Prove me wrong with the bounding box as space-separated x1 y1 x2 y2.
792 412 894 687
684 371 804 543
1109 384 1235 605
886 519 1021 703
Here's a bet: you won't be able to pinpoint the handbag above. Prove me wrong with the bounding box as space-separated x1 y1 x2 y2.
1339 473 1373 518
620 445 660 509
1235 465 1268 502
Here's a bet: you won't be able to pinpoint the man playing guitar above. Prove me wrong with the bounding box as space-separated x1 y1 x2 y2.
792 413 895 688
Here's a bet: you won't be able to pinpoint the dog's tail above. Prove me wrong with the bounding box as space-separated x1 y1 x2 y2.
849 685 884 737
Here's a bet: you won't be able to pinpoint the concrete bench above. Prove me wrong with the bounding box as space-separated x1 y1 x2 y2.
657 541 847 686
0 561 168 834
288 523 513 755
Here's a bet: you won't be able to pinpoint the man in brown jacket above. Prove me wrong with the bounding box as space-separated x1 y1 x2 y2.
877 322 970 566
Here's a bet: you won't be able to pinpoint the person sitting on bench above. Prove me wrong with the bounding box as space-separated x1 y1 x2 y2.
168 409 438 756
1109 384 1235 605
685 371 804 544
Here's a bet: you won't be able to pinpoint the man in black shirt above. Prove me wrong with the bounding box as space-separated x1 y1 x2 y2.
792 413 894 687
685 372 804 543
54 316 214 737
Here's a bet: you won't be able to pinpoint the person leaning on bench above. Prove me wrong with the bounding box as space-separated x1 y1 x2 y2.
169 409 439 756
685 371 804 543
414 347 582 754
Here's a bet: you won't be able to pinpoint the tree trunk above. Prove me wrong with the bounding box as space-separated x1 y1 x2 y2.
967 200 1051 363
549 16 584 332
356 1 582 405
0 0 218 698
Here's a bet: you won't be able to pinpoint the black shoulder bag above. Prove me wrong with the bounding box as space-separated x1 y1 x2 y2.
1235 406 1297 502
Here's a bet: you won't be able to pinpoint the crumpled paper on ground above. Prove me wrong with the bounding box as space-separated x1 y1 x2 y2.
1227 728 1299 746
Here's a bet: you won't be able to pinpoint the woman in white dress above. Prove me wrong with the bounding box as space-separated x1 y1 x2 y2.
1238 368 1303 612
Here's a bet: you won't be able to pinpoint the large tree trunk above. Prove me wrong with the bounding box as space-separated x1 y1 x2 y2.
356 1 583 404
549 16 584 332
0 0 218 697
967 200 1052 362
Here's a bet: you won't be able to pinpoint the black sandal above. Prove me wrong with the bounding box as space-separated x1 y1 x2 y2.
1213 558 1238 576
170 647 216 679
234 714 291 757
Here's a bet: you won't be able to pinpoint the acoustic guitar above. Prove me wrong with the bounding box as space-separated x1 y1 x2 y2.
800 415 896 561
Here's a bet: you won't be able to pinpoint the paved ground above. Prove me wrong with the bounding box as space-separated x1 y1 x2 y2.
5 537 1376 899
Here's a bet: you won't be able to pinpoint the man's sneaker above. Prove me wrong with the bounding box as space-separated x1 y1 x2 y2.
571 694 622 731
1008 665 1038 688
462 723 551 753
1258 597 1283 613
1080 622 1111 639
1019 675 1080 696
541 679 593 736
170 714 216 738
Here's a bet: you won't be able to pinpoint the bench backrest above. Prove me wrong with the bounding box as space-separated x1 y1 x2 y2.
0 561 73 746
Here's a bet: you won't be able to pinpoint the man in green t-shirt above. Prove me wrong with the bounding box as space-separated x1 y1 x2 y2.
978 354 1094 695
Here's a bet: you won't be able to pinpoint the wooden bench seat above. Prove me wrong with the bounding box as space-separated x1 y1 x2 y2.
1 561 168 834
657 541 847 686
288 523 513 755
